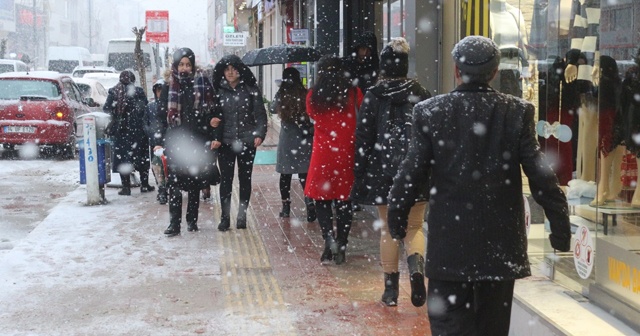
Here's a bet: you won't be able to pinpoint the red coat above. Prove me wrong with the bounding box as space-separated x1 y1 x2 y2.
304 88 363 200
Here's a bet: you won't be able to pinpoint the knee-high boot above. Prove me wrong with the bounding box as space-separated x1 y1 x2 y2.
218 197 231 231
118 173 131 195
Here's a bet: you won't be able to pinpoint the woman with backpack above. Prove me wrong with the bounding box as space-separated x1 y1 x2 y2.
351 38 431 307
305 55 363 265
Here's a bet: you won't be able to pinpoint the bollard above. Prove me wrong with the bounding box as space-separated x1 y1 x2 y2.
82 115 103 205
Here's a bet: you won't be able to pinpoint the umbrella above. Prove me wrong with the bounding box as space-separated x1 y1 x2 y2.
242 44 323 66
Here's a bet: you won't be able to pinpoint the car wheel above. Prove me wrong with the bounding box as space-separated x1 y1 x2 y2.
54 141 76 160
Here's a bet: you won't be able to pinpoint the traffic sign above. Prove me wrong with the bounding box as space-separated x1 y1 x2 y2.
146 10 169 43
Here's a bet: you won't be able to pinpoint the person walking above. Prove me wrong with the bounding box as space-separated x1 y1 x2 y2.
305 55 363 265
212 55 268 231
387 36 571 335
351 37 432 307
271 67 315 222
144 79 168 204
159 47 220 237
104 70 154 196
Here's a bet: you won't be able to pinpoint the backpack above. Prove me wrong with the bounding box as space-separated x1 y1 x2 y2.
381 101 412 177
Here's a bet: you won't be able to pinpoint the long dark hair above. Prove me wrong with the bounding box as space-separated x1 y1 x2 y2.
275 67 308 124
310 55 351 110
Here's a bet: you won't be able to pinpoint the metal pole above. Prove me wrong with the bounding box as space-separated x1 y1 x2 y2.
33 0 37 66
88 0 92 52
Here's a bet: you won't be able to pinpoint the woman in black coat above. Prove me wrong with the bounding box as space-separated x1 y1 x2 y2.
159 48 220 236
351 38 431 307
211 55 268 231
104 70 153 196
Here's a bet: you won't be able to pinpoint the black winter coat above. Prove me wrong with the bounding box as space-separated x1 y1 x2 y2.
351 79 431 205
143 99 168 148
388 83 571 282
104 85 149 172
215 81 268 145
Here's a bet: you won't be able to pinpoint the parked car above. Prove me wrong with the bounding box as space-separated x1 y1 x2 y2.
0 59 29 74
72 77 108 111
82 72 120 90
71 65 117 78
0 71 92 159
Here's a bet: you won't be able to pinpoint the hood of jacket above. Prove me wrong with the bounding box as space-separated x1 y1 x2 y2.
368 78 423 105
212 54 257 90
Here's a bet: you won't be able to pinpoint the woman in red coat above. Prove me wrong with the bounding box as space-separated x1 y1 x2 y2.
305 55 363 265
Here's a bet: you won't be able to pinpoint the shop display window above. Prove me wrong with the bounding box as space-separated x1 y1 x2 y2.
478 0 640 328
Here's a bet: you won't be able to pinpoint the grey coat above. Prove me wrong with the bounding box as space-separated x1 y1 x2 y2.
388 83 571 282
270 94 313 174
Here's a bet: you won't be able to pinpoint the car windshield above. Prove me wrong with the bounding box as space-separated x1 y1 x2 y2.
108 53 151 71
75 83 91 97
0 79 61 100
48 60 79 73
73 69 113 78
85 76 119 90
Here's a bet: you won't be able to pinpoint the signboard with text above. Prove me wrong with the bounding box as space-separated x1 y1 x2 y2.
290 29 309 43
223 33 246 47
145 10 169 43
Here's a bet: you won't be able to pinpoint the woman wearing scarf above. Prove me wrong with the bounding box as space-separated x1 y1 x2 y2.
211 55 268 231
157 47 220 237
104 70 153 196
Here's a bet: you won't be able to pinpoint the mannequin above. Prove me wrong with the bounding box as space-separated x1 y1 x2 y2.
489 0 530 97
590 55 624 206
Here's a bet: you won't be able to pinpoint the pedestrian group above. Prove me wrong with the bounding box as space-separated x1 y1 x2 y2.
103 34 572 336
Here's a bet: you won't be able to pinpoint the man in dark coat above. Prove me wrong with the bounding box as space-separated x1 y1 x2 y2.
351 37 431 307
344 31 379 94
104 70 153 196
387 35 571 335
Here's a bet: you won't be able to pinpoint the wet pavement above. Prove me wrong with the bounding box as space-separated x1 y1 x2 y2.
0 120 432 335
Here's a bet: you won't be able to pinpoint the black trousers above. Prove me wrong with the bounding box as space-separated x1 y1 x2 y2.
315 200 352 244
427 279 515 336
168 188 200 226
279 173 307 201
218 143 256 219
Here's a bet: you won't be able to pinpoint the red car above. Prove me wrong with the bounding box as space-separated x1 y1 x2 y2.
0 71 91 159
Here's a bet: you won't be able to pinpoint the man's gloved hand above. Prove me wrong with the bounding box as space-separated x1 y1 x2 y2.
388 219 407 240
549 233 571 252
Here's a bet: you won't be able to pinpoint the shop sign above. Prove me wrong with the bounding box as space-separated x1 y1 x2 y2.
145 10 169 43
223 33 246 47
290 29 309 43
595 239 640 303
573 224 594 279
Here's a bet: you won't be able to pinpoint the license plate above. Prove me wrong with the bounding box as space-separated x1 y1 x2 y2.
4 126 36 133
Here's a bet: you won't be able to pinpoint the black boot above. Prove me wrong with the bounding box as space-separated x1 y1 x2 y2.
236 201 248 229
321 234 338 262
218 198 231 231
381 272 400 307
407 253 426 307
305 198 316 222
164 223 180 237
118 173 131 196
279 201 291 218
187 222 199 232
218 216 230 231
140 171 155 192
334 243 347 265
157 186 168 205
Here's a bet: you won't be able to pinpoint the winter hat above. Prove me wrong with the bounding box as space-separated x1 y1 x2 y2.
451 35 500 75
119 70 135 84
172 48 195 70
379 38 410 78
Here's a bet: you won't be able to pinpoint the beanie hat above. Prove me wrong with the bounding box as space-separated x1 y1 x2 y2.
379 37 410 78
172 47 196 70
451 35 500 75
